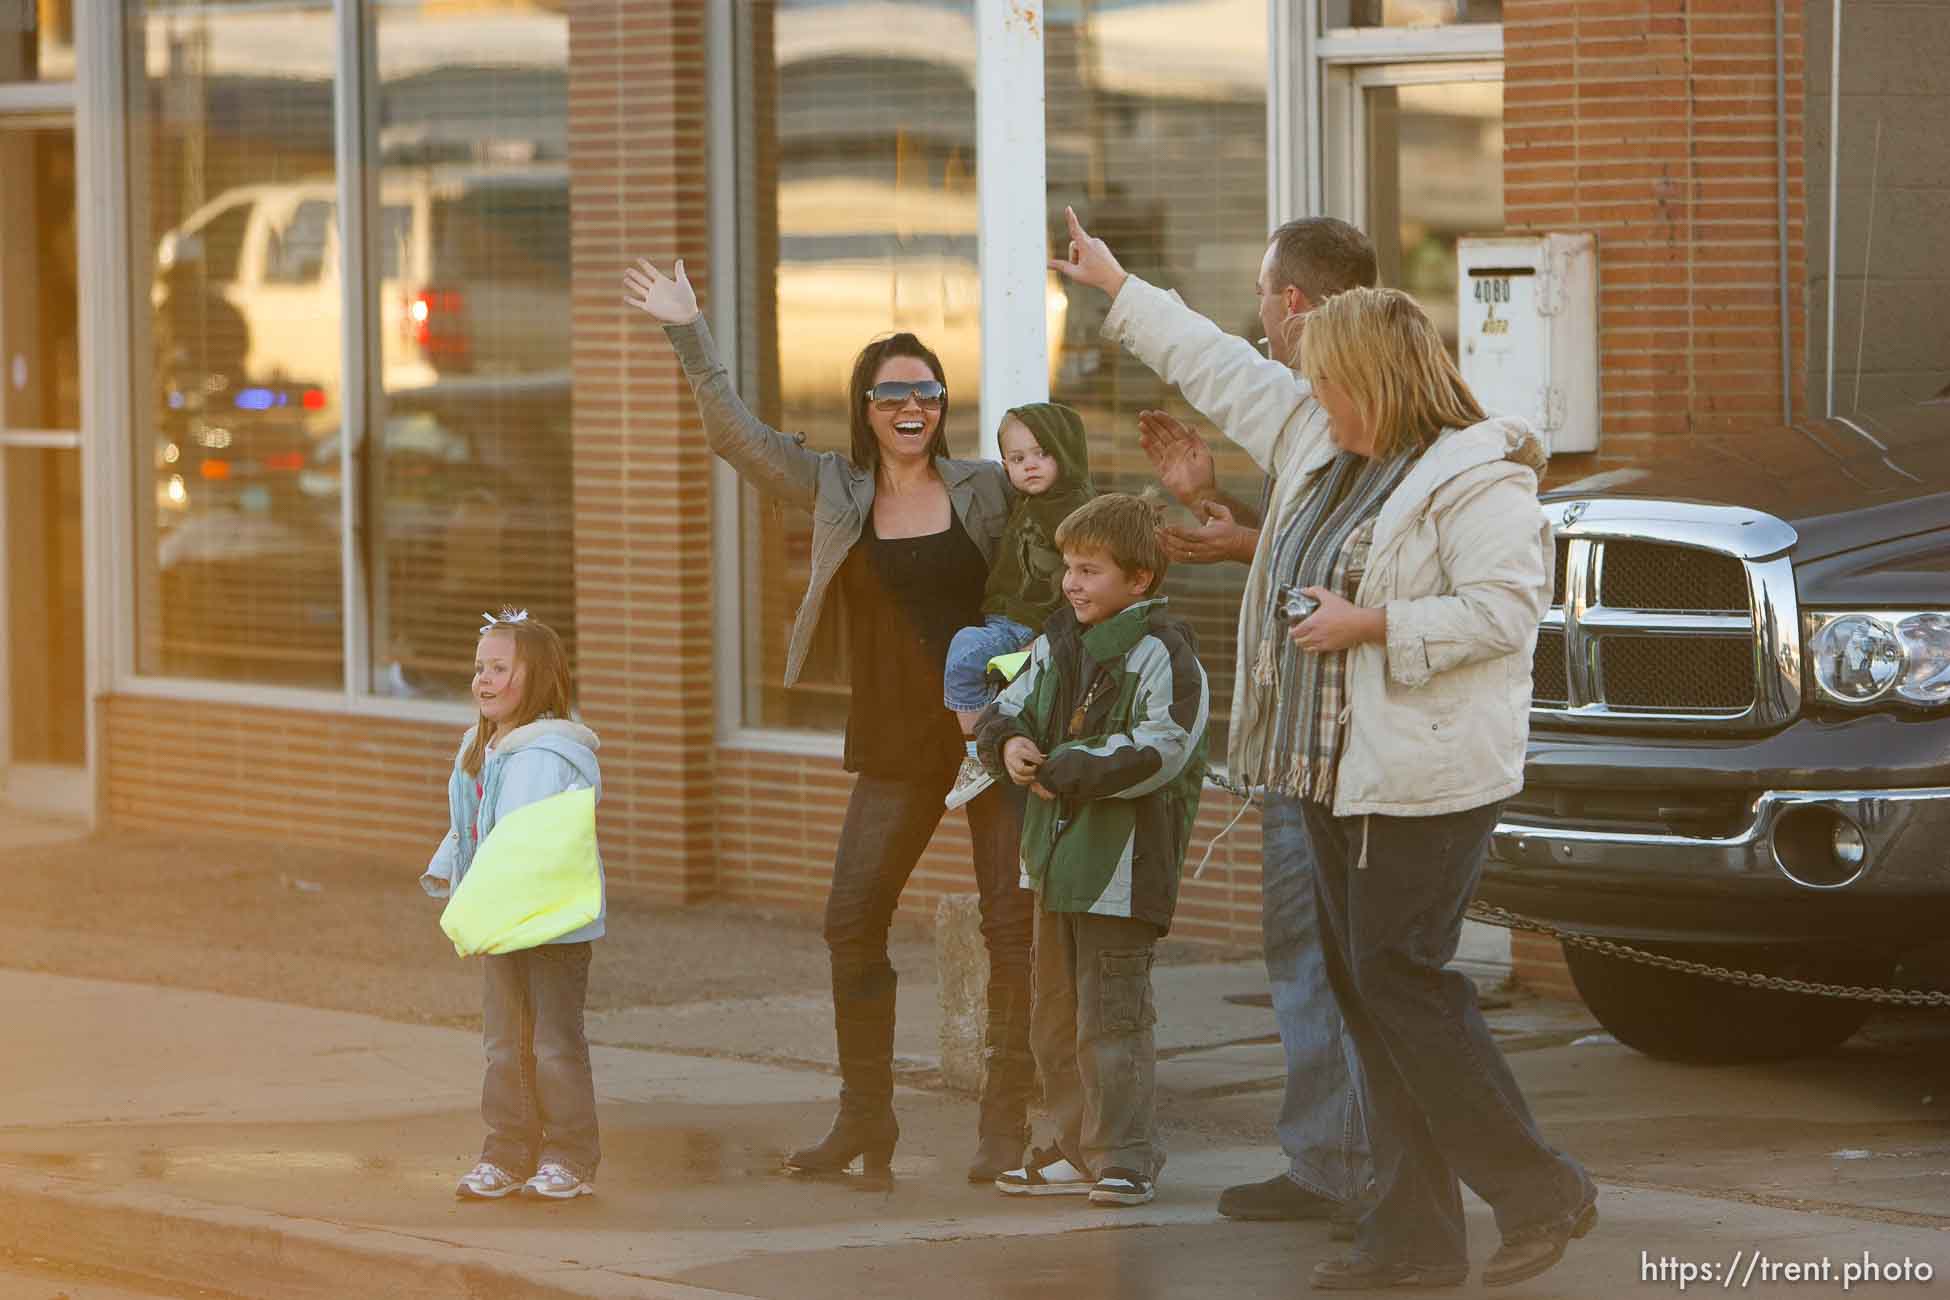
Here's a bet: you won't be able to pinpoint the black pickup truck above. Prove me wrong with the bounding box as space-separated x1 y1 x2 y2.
1479 396 1950 1062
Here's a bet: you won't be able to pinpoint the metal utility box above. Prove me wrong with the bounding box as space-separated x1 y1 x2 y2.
1457 233 1599 455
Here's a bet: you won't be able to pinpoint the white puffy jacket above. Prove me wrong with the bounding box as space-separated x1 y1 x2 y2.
1103 275 1553 818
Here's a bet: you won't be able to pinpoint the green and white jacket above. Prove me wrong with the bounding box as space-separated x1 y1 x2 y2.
975 597 1209 933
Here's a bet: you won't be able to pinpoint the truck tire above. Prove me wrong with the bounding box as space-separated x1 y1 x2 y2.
1563 943 1883 1063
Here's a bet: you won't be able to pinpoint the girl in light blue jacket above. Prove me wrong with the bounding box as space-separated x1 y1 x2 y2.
422 610 605 1202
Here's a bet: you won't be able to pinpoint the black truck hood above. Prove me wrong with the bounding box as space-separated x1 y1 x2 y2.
1546 399 1950 565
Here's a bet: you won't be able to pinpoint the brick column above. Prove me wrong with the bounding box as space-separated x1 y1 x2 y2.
569 0 718 901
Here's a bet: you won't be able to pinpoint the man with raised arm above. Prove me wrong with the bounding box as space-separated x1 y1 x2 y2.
1053 207 1379 1229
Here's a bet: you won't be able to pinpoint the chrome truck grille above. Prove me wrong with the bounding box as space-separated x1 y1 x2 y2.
1532 501 1802 731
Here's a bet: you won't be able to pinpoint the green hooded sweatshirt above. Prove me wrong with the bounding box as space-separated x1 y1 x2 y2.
981 402 1097 631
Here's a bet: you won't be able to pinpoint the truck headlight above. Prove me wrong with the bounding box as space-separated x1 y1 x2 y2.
1807 611 1950 707
1895 613 1950 705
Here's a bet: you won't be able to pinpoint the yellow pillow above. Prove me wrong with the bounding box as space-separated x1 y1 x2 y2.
440 786 602 957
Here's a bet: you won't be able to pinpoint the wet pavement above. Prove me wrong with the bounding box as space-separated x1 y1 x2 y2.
1 965 1946 1299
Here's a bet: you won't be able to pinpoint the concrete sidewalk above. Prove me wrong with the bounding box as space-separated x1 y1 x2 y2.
3 969 1942 1299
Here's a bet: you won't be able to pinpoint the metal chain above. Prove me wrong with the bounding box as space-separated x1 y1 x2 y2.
1464 902 1950 1007
1199 771 1950 1008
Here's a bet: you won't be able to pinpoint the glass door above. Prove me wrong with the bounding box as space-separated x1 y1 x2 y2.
0 121 86 814
1327 61 1504 353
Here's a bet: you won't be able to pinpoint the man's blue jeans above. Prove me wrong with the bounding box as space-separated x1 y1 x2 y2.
1262 793 1371 1202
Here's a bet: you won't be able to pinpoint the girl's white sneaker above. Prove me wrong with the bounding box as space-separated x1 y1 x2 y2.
522 1162 595 1200
455 1161 523 1200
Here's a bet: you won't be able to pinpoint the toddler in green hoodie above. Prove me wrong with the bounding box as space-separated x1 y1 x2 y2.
944 402 1096 811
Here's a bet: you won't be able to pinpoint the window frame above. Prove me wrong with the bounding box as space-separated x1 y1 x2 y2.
1322 58 1506 233
1305 8 1503 226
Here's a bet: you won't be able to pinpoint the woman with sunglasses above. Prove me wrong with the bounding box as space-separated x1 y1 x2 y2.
623 257 1035 1183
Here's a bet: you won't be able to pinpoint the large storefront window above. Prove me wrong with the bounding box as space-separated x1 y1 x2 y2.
127 0 572 697
1043 2 1267 757
732 1 1267 749
733 1 982 732
131 0 345 686
369 2 571 699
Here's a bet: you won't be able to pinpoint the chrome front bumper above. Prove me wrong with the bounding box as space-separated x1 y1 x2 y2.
1491 787 1950 896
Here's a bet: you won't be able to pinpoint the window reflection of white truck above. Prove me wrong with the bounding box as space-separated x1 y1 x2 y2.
152 164 571 424
154 170 1066 423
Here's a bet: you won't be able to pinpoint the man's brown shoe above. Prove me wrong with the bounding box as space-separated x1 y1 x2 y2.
1481 1197 1598 1287
1310 1253 1468 1291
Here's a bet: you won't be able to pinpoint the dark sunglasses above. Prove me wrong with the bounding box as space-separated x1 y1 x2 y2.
865 380 947 411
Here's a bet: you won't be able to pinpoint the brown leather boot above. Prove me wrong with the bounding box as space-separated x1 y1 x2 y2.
1481 1196 1598 1287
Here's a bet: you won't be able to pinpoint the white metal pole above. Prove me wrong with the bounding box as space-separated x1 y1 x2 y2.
974 0 1049 459
1825 0 1841 419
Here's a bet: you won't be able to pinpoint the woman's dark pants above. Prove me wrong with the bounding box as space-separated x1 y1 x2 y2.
824 772 1034 1140
1303 800 1592 1269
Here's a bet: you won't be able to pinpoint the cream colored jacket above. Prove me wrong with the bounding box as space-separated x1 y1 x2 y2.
1103 275 1553 817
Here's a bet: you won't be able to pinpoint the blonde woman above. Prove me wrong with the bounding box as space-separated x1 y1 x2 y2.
1275 288 1594 1290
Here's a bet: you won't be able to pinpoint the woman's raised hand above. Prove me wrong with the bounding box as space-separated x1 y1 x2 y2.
622 257 701 325
1048 206 1128 301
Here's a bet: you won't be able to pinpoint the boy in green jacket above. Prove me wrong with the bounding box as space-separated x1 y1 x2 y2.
974 492 1210 1207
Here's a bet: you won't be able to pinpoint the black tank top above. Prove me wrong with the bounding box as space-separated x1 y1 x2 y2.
838 509 988 778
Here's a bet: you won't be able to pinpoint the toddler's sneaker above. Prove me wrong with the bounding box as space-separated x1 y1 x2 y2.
995 1145 1093 1196
1090 1168 1155 1206
522 1162 595 1200
944 754 995 810
454 1161 523 1200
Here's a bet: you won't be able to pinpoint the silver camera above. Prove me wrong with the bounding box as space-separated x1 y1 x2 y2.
1278 583 1319 623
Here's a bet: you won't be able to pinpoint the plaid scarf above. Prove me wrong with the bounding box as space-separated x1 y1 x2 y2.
1254 449 1420 802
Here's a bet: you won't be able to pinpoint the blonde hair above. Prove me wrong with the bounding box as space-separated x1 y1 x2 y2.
1300 286 1486 461
462 611 575 778
1054 491 1169 595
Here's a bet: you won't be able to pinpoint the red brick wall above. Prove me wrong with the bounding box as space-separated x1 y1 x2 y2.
102 697 453 859
1503 0 1808 997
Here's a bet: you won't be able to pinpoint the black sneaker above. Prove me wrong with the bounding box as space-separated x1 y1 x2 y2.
1090 1167 1154 1206
1217 1173 1338 1221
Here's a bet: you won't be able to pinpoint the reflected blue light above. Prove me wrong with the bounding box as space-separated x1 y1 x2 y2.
234 387 289 411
